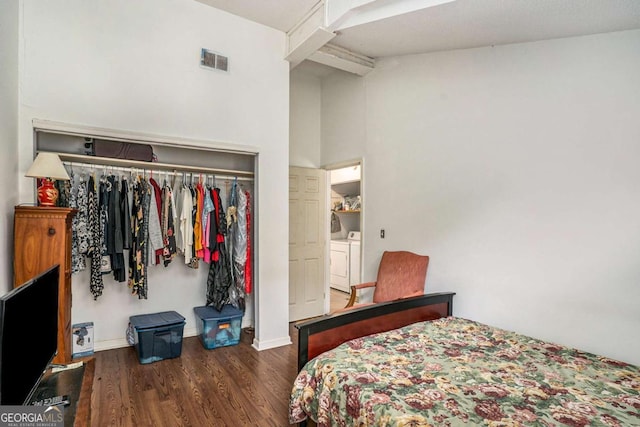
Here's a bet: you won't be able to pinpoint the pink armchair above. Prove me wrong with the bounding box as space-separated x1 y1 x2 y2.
344 250 429 309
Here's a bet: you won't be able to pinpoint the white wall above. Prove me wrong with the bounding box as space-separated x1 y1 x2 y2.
18 0 290 350
0 0 20 292
322 29 640 365
321 72 367 167
290 68 322 167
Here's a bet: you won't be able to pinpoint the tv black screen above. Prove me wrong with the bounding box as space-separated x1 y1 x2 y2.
0 265 59 405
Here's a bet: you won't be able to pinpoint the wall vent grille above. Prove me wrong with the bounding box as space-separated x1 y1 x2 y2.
201 48 228 72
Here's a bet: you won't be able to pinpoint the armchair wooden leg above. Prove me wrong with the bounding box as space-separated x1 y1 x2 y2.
345 286 357 308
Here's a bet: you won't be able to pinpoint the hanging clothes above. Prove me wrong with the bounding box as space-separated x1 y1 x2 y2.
76 175 91 256
194 182 205 259
245 190 252 294
161 183 177 266
220 180 250 308
171 175 183 253
226 181 237 294
58 160 253 305
108 176 126 282
121 178 132 250
188 186 199 268
128 177 151 299
206 187 232 311
202 188 214 263
98 177 112 274
87 175 104 300
55 179 71 208
69 173 86 274
179 185 194 264
147 177 164 266
231 183 248 310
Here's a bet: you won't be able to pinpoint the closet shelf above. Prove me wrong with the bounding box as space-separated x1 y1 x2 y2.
333 210 361 214
52 152 254 179
331 181 359 197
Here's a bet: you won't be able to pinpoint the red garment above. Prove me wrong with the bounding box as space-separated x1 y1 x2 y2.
211 188 222 262
244 191 252 294
194 183 205 259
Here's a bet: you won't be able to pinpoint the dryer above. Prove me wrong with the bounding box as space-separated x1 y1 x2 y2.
348 231 361 286
330 231 361 293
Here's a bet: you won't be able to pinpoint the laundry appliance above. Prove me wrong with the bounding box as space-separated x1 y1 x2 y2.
330 231 361 293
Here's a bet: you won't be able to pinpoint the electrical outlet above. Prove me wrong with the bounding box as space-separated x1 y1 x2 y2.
380 229 385 238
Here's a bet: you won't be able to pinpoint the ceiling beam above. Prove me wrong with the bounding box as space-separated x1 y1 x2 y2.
285 2 335 69
286 1 376 75
308 43 374 76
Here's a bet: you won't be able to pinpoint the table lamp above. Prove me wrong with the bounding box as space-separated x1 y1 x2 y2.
25 152 71 207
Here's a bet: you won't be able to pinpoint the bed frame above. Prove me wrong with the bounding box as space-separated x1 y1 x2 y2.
295 292 456 371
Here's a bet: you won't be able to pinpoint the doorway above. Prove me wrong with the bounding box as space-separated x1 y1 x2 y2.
327 162 362 312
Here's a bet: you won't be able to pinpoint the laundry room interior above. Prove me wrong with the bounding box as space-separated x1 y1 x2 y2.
329 163 362 310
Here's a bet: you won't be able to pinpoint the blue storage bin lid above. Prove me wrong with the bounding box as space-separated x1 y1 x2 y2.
194 305 243 320
130 311 185 330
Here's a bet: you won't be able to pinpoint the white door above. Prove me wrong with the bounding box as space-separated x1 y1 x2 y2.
289 167 326 321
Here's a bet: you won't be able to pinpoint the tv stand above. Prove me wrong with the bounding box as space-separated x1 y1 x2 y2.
29 359 94 426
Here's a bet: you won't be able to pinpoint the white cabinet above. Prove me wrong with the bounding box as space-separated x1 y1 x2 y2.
330 241 350 293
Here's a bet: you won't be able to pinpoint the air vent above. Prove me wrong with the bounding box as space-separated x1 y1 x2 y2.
201 48 229 72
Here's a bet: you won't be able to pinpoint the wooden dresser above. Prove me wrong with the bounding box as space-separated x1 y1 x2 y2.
13 206 77 364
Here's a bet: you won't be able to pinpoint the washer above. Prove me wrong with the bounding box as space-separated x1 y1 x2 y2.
348 232 361 286
330 231 361 293
330 238 350 292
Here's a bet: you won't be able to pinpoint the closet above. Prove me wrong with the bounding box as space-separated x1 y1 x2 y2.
30 119 257 352
329 165 361 293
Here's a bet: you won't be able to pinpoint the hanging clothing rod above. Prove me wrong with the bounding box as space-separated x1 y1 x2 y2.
62 160 253 183
53 152 254 180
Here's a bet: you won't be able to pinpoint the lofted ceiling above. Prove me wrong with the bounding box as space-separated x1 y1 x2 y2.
196 0 640 75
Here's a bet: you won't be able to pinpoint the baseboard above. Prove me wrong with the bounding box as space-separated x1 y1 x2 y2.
251 335 292 351
93 327 198 352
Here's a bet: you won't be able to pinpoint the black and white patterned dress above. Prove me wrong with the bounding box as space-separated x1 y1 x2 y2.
88 175 104 300
69 174 90 274
128 178 151 299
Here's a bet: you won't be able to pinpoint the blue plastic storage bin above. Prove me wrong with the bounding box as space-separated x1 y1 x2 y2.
193 305 243 349
129 311 185 364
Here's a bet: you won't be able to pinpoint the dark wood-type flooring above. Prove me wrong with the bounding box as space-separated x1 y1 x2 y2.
91 325 299 427
91 291 352 426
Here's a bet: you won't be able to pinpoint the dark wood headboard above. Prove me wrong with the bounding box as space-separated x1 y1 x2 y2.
295 292 455 371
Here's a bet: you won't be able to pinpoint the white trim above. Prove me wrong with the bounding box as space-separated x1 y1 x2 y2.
251 336 292 351
93 327 199 352
58 153 254 179
32 119 260 155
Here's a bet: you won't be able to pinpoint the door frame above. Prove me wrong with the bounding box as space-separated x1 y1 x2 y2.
323 158 364 313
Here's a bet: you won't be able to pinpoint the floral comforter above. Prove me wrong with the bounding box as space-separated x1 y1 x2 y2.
289 317 640 426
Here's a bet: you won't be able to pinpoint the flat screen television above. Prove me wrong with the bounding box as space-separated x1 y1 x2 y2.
0 264 59 405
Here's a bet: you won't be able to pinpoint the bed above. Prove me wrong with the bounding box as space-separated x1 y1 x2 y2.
290 293 640 426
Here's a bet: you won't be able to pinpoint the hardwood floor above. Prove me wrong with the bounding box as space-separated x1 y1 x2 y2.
90 293 353 426
330 288 351 312
91 326 298 426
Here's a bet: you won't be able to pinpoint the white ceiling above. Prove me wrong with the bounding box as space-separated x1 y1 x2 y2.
197 0 640 70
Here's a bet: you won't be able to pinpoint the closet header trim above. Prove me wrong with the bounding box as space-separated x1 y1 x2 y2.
55 152 254 180
32 119 260 155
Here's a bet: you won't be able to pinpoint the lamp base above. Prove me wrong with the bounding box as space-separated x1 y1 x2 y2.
37 178 59 207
